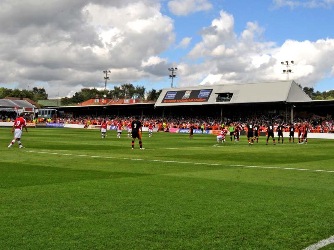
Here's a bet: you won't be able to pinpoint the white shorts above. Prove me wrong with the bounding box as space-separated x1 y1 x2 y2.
14 129 23 139
101 128 107 133
217 135 225 141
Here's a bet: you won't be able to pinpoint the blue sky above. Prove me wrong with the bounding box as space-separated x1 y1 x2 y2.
163 0 334 91
0 0 333 98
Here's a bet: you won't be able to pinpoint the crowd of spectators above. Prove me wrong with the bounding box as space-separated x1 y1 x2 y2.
1 110 333 133
40 114 334 133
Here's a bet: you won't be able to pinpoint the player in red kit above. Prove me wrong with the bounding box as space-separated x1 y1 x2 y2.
127 122 132 138
216 127 228 143
100 120 108 138
8 113 28 148
148 123 154 137
116 121 123 138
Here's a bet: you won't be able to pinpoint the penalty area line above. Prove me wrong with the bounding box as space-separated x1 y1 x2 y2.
25 150 334 173
244 165 334 174
303 235 334 250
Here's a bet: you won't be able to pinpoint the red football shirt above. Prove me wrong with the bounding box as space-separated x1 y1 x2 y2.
13 117 26 130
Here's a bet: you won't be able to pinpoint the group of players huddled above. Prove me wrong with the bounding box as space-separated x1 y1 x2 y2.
216 121 310 145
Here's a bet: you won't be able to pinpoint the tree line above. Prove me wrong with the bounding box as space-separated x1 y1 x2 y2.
60 84 162 105
0 84 333 105
0 87 48 101
0 84 162 104
302 87 334 100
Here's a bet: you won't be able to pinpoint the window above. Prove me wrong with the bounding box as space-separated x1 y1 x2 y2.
216 93 233 102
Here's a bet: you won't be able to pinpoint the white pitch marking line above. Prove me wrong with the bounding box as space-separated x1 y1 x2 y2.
243 165 334 173
303 235 334 250
25 150 334 174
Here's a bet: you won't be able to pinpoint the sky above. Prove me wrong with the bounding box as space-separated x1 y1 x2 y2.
0 0 334 98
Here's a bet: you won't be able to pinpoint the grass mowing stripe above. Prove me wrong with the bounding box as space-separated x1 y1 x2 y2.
0 163 151 189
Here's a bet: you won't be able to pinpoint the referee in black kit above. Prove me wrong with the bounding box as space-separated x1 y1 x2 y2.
131 116 144 149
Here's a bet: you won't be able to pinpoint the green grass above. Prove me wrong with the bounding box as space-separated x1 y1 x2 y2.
0 128 333 249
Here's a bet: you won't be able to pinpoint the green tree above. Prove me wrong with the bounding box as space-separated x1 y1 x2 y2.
11 89 23 99
80 88 101 100
122 83 136 98
32 87 48 100
110 86 122 99
134 86 145 99
146 89 162 101
0 87 13 98
60 97 73 105
303 87 315 99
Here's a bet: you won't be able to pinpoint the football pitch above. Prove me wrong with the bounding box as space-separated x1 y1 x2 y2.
1 127 333 250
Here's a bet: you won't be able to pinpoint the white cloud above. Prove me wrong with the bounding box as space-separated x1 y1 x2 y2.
188 10 237 58
168 0 212 16
177 37 192 49
0 0 175 98
273 0 334 8
182 10 334 89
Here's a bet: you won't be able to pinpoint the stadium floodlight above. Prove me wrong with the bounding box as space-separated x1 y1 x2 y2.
103 70 111 90
281 61 294 80
168 67 178 88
